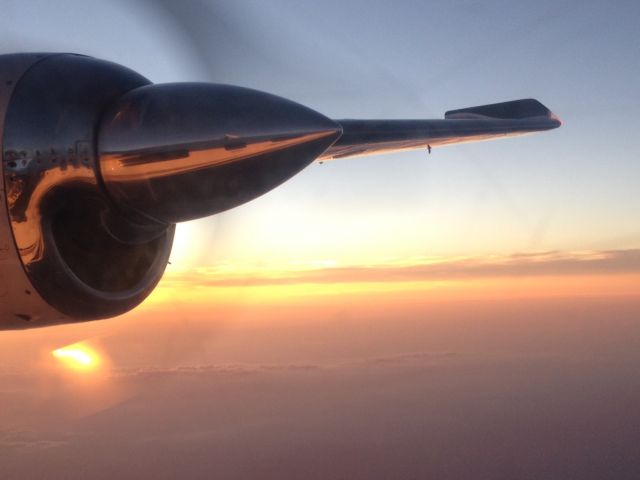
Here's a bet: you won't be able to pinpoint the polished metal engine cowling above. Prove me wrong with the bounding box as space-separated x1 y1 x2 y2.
1 54 174 327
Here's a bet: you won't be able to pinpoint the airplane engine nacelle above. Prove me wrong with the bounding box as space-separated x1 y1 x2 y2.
0 54 174 328
0 53 341 328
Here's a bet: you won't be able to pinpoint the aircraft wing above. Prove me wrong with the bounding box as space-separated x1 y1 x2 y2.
320 98 561 160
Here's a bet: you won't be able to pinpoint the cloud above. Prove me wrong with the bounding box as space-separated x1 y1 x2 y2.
108 351 460 381
0 427 69 451
112 363 321 379
162 249 640 288
359 351 456 365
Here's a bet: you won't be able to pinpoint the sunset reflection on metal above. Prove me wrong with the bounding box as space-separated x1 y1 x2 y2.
52 342 102 373
99 82 341 224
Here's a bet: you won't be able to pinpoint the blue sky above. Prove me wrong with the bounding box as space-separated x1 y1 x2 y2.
1 0 639 265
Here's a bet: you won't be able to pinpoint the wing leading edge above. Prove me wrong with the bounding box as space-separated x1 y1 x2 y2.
320 99 561 161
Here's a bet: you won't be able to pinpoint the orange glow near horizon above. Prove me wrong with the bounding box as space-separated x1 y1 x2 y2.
145 274 640 306
143 249 640 310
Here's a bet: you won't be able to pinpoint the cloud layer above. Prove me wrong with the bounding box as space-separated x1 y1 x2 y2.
163 249 640 288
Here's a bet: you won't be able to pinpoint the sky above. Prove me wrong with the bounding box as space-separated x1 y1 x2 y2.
1 0 640 478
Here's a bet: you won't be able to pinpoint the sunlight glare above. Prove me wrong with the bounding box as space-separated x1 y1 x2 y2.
52 343 102 372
